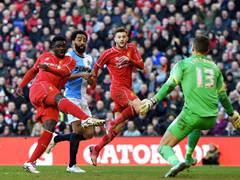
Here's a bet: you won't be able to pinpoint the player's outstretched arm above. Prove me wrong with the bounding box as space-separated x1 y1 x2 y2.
140 78 177 115
38 58 76 77
129 45 144 70
17 67 38 96
38 63 71 77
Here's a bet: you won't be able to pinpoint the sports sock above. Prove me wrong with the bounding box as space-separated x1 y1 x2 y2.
159 145 179 166
58 98 89 120
111 106 135 127
28 130 52 163
95 129 118 152
54 134 71 143
185 129 201 160
69 133 85 167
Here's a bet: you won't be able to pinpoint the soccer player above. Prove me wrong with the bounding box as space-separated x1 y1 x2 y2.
140 35 240 177
89 27 144 166
16 36 104 173
45 30 101 173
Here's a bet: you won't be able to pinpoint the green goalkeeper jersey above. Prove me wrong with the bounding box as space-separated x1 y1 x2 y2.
170 54 225 117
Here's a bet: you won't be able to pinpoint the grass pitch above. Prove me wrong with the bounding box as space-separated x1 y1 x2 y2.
0 166 239 180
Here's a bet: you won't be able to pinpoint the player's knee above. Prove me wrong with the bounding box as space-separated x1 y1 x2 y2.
43 119 57 132
54 93 64 104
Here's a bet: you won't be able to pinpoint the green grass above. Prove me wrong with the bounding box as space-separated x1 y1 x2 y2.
0 166 239 180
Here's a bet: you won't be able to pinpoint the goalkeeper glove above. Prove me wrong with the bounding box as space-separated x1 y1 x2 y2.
228 111 240 129
140 97 157 116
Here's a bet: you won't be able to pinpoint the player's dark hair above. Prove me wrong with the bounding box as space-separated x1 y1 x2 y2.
193 35 210 54
51 36 66 46
71 30 88 41
114 27 128 37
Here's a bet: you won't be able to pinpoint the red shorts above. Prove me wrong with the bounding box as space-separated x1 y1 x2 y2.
29 81 60 123
110 86 137 112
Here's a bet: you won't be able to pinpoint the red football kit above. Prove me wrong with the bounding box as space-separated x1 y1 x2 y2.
20 52 76 123
94 43 144 112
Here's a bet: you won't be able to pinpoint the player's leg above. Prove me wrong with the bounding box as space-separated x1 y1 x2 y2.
28 119 57 162
65 101 94 171
24 86 59 173
46 98 87 153
24 116 57 173
66 121 87 173
185 116 216 167
44 90 105 126
90 114 126 166
54 94 105 126
89 88 137 166
159 109 193 177
185 129 201 167
108 88 138 128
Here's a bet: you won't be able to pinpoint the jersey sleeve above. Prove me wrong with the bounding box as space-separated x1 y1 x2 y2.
33 54 43 71
169 61 183 85
130 44 144 69
96 50 109 69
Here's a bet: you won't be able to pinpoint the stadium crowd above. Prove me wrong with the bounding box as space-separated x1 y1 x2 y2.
0 0 240 137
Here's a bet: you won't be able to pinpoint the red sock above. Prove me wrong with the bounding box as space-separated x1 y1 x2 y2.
28 130 52 163
95 129 118 152
58 98 89 120
111 106 136 126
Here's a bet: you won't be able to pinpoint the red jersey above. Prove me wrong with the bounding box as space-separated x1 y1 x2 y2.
96 43 144 89
32 52 76 90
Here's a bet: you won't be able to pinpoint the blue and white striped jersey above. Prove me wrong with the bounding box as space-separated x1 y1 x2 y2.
64 50 94 102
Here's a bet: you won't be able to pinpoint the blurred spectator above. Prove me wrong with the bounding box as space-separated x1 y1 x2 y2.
16 122 29 136
18 103 33 126
93 100 107 119
137 84 148 100
31 122 43 137
123 121 141 137
1 125 12 137
229 82 240 112
142 124 158 136
210 111 228 136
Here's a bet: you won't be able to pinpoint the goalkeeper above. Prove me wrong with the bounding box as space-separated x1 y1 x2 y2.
140 34 240 178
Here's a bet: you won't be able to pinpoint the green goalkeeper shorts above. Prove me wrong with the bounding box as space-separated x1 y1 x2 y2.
167 107 217 140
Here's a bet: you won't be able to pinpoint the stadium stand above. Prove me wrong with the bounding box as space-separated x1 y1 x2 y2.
0 0 239 136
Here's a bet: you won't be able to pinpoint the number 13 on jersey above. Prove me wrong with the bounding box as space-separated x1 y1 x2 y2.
196 67 215 88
